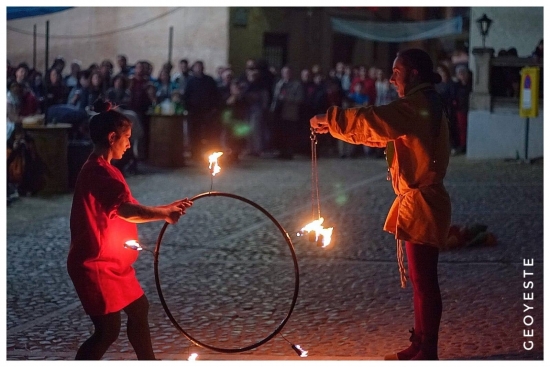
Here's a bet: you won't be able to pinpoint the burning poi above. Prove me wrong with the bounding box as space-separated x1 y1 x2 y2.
298 129 334 247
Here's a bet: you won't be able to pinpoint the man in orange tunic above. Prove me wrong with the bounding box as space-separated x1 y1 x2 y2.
311 49 451 360
68 98 192 360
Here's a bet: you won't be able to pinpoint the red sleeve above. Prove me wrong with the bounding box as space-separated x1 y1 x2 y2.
87 165 131 219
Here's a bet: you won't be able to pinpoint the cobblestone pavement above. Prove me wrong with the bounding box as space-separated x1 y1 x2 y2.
4 154 544 361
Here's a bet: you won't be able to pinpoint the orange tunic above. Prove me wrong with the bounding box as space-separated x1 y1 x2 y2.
325 83 451 248
67 154 144 315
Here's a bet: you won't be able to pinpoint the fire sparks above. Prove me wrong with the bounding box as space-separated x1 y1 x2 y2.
297 217 333 248
188 353 198 361
124 240 143 251
208 152 223 176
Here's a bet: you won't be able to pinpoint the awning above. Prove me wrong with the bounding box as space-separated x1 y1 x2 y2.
7 7 72 21
331 16 463 43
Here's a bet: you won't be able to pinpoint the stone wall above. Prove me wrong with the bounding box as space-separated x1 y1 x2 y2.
7 7 229 77
469 7 543 81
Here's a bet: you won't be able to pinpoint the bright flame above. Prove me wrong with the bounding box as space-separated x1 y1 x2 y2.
188 353 198 361
124 240 143 251
298 217 333 247
208 152 223 176
292 344 308 357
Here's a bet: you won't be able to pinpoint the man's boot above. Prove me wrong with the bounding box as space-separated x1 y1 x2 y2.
411 333 438 360
384 328 421 360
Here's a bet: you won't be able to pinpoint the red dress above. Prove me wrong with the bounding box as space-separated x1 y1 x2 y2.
67 153 144 316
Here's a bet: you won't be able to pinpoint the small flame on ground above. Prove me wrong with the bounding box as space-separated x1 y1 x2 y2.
124 240 142 251
188 353 198 361
297 217 333 247
292 344 308 357
208 152 223 176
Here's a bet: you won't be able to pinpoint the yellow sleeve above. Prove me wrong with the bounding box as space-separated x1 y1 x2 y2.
326 98 417 146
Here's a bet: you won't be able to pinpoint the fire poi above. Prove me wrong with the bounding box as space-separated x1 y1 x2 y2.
297 129 334 247
124 150 307 357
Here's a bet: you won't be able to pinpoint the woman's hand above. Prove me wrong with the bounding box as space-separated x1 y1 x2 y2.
310 114 329 134
164 198 193 224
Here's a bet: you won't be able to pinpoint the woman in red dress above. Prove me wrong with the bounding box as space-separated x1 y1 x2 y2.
67 98 192 360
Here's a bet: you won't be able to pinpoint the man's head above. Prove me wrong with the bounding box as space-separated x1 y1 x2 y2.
390 48 441 97
192 61 204 76
117 55 127 69
79 70 92 88
281 66 292 81
179 59 189 73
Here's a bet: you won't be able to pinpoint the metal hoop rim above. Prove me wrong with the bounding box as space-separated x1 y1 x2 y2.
153 191 300 354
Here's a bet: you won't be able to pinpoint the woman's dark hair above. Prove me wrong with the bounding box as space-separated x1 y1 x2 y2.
398 48 442 84
112 74 128 90
89 98 132 147
78 69 92 80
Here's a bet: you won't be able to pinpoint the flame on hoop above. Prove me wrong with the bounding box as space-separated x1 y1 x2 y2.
292 344 308 358
208 152 223 176
124 240 143 251
298 217 333 247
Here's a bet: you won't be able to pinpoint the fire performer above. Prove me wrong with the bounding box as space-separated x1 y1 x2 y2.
310 49 451 360
67 98 193 360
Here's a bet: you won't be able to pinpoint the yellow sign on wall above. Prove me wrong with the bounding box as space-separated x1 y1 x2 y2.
519 66 540 118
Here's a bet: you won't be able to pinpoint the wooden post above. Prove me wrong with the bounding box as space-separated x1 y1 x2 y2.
168 26 174 64
33 24 37 70
45 20 50 75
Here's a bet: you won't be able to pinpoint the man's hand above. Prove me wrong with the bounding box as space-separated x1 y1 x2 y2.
310 114 329 134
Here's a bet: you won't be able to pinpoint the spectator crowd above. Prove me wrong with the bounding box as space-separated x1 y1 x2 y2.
7 50 479 204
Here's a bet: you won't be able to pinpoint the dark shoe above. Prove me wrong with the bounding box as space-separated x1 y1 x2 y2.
384 328 421 360
411 333 438 360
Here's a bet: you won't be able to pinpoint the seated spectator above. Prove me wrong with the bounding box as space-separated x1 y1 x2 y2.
67 70 92 110
7 81 39 119
106 74 131 108
64 60 81 92
13 62 31 88
88 70 105 109
7 82 46 199
29 70 46 112
145 83 158 114
154 69 177 103
99 59 114 93
44 68 69 111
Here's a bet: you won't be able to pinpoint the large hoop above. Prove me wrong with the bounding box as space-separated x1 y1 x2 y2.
154 191 300 353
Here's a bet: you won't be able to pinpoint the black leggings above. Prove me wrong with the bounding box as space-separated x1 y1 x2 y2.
75 294 155 360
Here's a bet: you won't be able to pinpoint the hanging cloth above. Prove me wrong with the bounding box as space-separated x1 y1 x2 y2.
331 16 463 43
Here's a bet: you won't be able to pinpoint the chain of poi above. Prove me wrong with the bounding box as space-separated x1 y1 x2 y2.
310 128 321 220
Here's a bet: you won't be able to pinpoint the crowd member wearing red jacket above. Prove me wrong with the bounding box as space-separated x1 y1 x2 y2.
67 98 192 360
311 49 451 360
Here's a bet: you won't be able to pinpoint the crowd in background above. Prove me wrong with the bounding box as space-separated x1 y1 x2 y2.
7 49 483 203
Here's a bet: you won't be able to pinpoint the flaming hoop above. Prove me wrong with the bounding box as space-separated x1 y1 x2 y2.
153 191 300 354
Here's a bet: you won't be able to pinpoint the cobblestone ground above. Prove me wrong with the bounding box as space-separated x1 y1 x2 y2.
5 154 544 361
